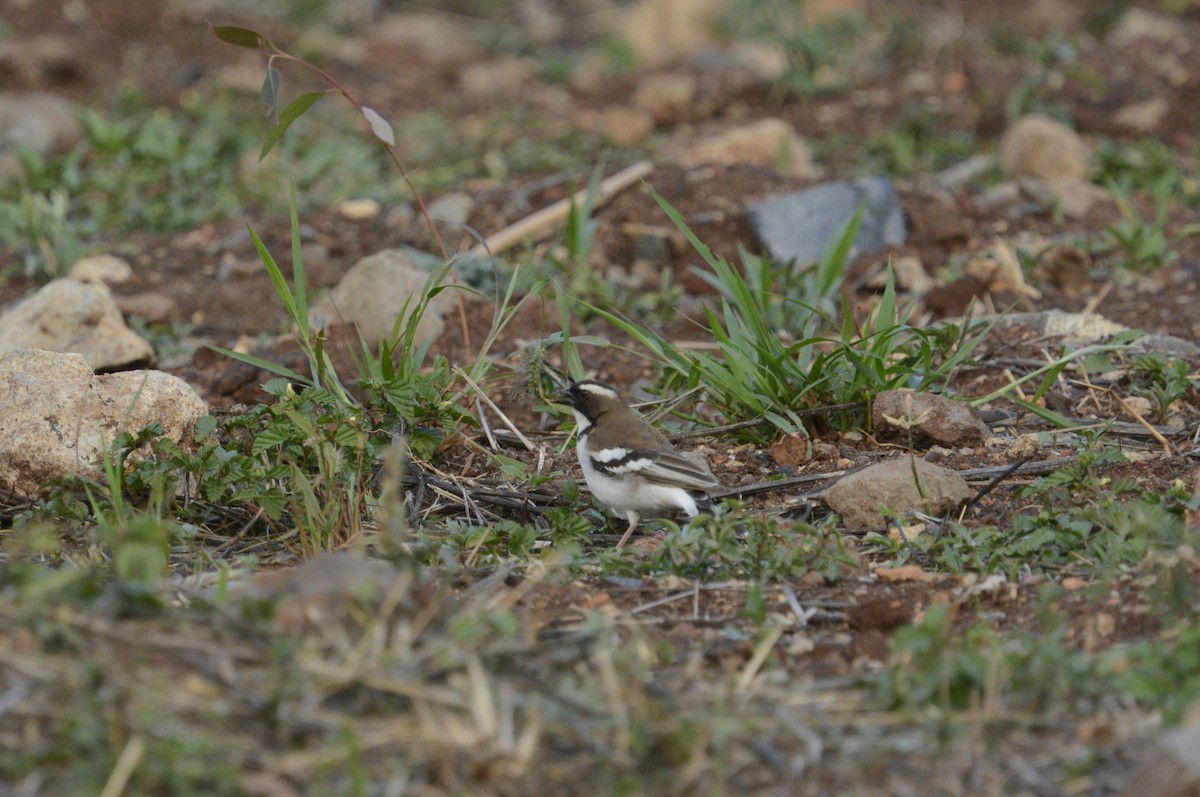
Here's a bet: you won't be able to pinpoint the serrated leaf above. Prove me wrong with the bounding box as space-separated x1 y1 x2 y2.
261 66 280 118
212 25 271 49
260 91 326 160
361 105 395 146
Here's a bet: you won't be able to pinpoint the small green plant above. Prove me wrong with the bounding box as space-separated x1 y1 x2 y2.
586 190 989 441
0 186 81 279
900 446 1200 577
1127 352 1197 422
1093 139 1200 207
992 31 1104 122
865 106 978 177
1102 181 1200 272
596 501 852 584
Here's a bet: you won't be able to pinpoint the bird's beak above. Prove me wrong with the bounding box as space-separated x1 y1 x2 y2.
551 385 574 407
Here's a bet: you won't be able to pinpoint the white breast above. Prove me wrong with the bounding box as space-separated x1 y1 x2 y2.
577 434 699 520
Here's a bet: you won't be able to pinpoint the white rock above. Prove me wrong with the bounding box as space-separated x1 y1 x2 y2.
0 279 154 370
308 249 455 343
336 197 382 221
68 254 134 286
0 349 207 497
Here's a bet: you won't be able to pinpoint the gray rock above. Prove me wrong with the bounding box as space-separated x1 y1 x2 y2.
308 248 455 344
823 457 974 530
0 349 207 497
872 390 991 448
747 177 906 268
0 279 154 370
0 92 83 180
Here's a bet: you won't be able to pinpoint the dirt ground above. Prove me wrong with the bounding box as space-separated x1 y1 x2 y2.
4 0 1200 793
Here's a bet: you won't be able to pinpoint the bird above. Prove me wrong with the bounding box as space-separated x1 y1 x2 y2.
553 380 722 549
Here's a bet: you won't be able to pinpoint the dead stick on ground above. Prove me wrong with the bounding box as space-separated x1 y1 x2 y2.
1104 387 1174 457
468 161 655 258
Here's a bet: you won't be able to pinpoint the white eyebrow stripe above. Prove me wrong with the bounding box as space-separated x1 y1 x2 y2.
592 446 630 463
577 383 620 399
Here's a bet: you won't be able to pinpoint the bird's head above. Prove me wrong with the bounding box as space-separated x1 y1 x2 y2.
552 380 624 428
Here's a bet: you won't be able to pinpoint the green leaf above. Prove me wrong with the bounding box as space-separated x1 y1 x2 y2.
212 25 271 49
261 66 280 118
260 91 326 161
206 344 310 385
194 415 218 441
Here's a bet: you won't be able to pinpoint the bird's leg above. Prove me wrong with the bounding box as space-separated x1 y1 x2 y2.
615 511 640 550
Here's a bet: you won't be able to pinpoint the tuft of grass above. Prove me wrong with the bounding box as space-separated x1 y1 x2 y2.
583 189 989 441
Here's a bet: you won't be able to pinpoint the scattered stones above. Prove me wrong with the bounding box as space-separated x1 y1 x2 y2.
1000 114 1089 184
0 92 83 180
67 254 133 286
673 118 815 177
823 457 974 529
747 176 905 269
0 279 154 370
308 248 456 344
0 348 207 497
872 390 991 448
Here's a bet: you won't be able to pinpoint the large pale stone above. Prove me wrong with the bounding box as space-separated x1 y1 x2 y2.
0 349 207 497
0 279 154 370
308 249 454 344
824 457 974 529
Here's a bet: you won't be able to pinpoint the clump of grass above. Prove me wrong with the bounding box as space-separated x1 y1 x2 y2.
585 189 989 442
